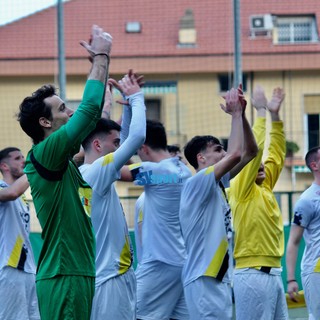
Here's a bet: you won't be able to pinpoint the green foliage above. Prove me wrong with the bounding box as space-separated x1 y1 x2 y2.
286 140 300 155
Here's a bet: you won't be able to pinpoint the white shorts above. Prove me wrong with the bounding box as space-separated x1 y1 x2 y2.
184 276 232 319
0 266 40 319
90 268 136 320
302 272 320 320
136 260 189 320
233 268 288 320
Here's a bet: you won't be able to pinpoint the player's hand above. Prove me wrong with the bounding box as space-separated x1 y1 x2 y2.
109 74 141 101
80 25 112 58
287 281 300 302
267 87 285 114
237 84 247 112
251 85 267 111
220 88 242 115
110 69 145 106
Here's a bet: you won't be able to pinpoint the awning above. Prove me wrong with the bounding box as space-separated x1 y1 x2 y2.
293 165 310 173
142 81 177 94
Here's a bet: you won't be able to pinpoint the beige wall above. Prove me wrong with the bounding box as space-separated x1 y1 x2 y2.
1 70 320 231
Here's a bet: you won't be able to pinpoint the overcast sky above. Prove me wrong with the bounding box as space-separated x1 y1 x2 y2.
0 0 68 26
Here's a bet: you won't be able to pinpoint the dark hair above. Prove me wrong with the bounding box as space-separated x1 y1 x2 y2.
305 146 320 171
82 118 121 151
184 135 221 169
144 120 167 150
17 85 56 144
167 145 181 154
0 147 21 164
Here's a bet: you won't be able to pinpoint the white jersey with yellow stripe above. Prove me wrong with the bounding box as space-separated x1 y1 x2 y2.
0 180 36 274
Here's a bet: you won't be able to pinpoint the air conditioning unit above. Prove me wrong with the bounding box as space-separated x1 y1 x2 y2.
250 14 273 31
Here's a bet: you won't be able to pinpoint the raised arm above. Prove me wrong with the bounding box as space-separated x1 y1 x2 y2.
267 87 285 122
264 87 286 188
108 72 146 171
251 85 267 119
100 82 114 120
111 70 145 142
80 25 112 83
65 25 113 144
213 88 243 181
229 85 258 179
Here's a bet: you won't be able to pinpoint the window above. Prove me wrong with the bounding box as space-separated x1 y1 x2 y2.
304 95 320 150
145 99 161 121
218 73 248 92
275 16 318 44
308 114 320 149
125 22 141 33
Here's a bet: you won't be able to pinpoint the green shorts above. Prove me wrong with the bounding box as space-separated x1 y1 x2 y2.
36 275 95 320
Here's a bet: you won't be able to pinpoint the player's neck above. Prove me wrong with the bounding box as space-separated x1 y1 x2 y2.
313 175 320 186
150 150 171 163
3 174 15 186
83 150 103 165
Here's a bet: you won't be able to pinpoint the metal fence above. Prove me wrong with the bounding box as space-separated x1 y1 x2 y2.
29 191 304 232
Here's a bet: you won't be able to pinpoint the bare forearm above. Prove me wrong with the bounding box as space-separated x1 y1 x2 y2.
270 111 280 122
256 108 266 118
286 242 299 281
243 113 258 157
0 175 29 201
228 113 243 157
88 55 109 83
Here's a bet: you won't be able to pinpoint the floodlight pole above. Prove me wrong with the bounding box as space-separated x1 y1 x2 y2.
57 0 66 101
233 0 242 88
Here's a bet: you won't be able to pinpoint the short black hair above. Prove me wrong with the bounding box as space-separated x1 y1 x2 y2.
18 85 56 144
184 135 221 169
144 120 167 150
0 147 21 163
305 146 320 171
82 118 121 151
167 145 181 154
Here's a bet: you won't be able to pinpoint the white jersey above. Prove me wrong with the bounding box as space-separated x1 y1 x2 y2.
80 90 146 286
134 192 145 265
80 158 133 285
0 180 36 274
293 182 320 275
180 166 231 286
130 157 192 266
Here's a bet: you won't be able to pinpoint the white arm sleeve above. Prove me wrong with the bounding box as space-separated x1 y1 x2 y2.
120 98 132 144
114 91 146 171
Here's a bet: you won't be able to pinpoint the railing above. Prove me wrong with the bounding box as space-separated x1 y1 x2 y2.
273 191 303 225
29 191 306 289
29 191 304 232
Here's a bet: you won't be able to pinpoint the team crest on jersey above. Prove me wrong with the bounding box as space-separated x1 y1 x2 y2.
78 187 92 217
20 193 30 210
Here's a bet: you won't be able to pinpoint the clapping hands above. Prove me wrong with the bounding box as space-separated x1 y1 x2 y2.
267 87 285 114
220 84 246 116
80 25 112 58
109 69 145 105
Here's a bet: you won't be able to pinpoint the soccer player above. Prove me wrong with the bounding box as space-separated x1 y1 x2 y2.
80 71 146 320
0 147 39 319
228 85 288 320
17 25 112 319
121 119 192 319
286 146 320 320
180 86 257 319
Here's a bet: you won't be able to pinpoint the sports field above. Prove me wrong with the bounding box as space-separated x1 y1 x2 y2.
231 307 308 319
288 307 308 320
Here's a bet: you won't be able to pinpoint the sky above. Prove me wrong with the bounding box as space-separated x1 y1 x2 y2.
0 0 68 26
